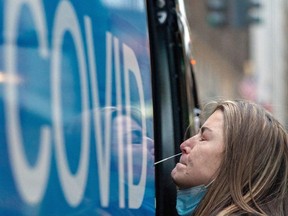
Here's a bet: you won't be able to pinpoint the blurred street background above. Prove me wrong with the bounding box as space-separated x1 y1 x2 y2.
184 0 288 128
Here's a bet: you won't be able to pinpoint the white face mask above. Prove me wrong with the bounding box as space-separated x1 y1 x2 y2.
176 182 211 216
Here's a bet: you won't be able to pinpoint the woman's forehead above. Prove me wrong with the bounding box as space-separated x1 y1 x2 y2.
203 110 224 128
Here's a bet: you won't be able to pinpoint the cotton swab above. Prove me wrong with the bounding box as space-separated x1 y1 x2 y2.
154 152 182 165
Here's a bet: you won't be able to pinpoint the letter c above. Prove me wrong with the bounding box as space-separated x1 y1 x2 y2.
4 0 51 204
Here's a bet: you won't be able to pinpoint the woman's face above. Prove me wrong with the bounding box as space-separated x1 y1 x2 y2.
171 110 225 189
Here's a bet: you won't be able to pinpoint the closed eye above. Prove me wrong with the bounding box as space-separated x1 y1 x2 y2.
199 126 212 141
199 136 206 141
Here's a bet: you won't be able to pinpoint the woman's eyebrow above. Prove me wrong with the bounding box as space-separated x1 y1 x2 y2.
200 126 213 135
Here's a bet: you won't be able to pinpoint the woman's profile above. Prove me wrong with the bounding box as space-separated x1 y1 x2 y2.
171 100 288 216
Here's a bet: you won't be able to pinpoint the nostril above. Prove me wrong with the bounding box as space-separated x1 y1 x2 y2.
180 142 190 154
182 147 190 154
180 141 186 151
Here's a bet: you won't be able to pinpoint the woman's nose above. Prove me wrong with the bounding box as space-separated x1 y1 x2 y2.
180 136 195 154
180 139 191 154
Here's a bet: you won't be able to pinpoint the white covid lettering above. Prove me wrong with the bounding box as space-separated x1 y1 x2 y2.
4 0 51 204
3 0 148 209
51 0 90 207
114 36 125 208
123 44 147 208
85 18 112 207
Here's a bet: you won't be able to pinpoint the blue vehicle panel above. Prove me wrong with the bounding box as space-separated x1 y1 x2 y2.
0 0 155 215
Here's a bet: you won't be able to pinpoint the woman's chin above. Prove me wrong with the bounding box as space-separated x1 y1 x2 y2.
171 163 186 183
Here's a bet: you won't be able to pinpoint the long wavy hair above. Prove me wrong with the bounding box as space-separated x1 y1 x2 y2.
194 100 288 216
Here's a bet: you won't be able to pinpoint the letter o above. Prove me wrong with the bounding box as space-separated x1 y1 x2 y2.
51 0 90 207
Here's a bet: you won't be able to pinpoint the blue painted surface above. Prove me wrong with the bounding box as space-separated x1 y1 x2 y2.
0 0 155 215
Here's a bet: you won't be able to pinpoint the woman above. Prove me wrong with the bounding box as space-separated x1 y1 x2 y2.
171 100 288 215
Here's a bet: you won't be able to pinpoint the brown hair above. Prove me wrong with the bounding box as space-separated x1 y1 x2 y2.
194 100 288 216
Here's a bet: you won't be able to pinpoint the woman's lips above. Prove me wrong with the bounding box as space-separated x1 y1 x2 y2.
175 162 186 170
